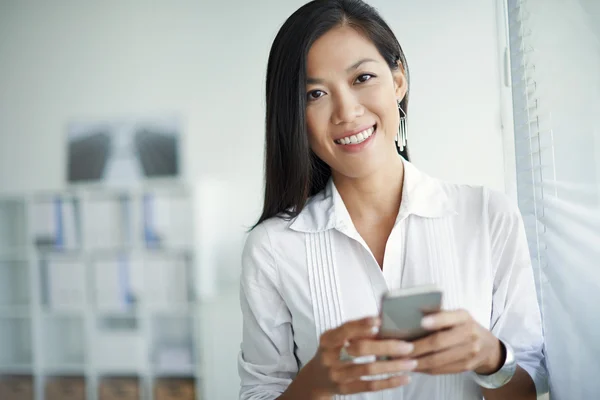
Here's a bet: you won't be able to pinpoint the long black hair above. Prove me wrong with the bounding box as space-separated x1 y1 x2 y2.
255 0 410 228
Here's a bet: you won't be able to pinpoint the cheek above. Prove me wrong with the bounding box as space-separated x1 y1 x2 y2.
306 106 331 146
374 100 400 134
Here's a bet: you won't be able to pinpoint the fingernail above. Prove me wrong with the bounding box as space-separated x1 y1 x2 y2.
371 325 380 335
406 360 418 370
421 316 435 329
397 342 414 354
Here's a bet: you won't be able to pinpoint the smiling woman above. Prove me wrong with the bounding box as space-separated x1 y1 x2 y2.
238 1 548 399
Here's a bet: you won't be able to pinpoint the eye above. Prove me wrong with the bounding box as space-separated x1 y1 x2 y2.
307 90 326 101
355 74 375 83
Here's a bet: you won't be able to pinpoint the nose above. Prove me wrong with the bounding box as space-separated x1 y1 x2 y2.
331 91 364 125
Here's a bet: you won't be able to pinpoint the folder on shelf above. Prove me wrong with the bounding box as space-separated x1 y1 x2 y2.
143 193 192 249
33 197 80 250
94 257 135 312
144 194 161 248
61 199 79 250
33 201 57 249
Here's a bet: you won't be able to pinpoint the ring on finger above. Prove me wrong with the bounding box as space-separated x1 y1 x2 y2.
339 344 353 362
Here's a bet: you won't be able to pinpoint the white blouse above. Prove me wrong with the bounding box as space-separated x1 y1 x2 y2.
238 159 548 400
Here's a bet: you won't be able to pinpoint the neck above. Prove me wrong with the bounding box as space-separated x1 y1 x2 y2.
332 156 405 223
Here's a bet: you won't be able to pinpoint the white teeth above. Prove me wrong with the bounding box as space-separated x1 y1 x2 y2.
336 126 375 145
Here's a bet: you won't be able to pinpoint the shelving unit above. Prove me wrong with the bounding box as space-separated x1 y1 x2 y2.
0 184 203 400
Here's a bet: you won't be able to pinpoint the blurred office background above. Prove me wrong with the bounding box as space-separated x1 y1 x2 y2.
0 0 598 399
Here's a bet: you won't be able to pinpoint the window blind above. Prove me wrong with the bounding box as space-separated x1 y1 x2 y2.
506 0 600 398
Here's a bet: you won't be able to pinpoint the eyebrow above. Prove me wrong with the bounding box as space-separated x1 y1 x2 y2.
306 58 378 85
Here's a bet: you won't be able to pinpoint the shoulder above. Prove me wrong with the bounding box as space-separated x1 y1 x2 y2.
437 180 518 216
241 219 281 287
242 215 303 285
434 180 523 232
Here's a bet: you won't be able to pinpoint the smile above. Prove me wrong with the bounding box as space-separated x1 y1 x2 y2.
334 125 376 145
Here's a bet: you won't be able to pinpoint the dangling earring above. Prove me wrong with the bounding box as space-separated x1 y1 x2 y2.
396 100 407 153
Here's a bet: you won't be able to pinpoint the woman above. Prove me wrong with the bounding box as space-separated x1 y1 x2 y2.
238 0 548 399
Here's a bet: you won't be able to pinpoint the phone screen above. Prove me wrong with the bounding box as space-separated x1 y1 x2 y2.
378 288 443 341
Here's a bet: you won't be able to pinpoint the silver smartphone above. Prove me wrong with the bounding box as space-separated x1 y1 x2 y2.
378 285 443 342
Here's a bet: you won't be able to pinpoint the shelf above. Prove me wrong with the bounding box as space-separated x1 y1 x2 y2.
39 257 86 310
83 195 133 250
87 246 194 257
0 187 202 392
0 259 30 309
42 364 87 376
0 317 33 366
31 196 81 252
144 253 194 309
94 315 146 373
96 367 146 376
148 306 194 316
92 255 142 312
82 188 132 201
0 307 31 318
43 315 86 367
152 364 196 378
142 193 194 249
0 250 30 261
0 363 34 374
31 192 79 202
36 248 84 257
151 315 195 378
0 199 27 252
42 309 85 318
95 309 141 318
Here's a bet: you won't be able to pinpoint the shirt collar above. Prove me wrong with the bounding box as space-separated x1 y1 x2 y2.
289 157 458 233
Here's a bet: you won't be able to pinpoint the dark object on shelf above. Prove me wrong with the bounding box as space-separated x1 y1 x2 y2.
134 129 179 178
99 376 140 400
0 375 34 400
34 235 57 249
45 376 86 400
68 132 111 182
154 378 196 400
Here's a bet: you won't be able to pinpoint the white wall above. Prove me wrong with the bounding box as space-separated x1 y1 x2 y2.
0 1 506 398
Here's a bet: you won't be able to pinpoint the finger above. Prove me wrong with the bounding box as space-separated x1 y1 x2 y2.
320 317 380 348
421 309 471 331
338 374 411 395
414 341 483 374
410 326 471 358
346 339 414 358
332 359 418 383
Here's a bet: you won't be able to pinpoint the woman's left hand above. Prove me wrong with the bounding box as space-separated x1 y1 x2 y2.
410 309 504 376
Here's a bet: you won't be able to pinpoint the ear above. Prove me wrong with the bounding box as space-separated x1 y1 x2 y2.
392 61 408 101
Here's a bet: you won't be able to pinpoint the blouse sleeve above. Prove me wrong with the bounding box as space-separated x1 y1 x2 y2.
486 189 549 395
238 223 298 399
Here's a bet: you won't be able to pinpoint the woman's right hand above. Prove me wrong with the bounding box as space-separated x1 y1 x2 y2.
304 316 417 399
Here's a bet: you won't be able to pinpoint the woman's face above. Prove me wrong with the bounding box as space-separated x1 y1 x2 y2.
305 25 407 180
